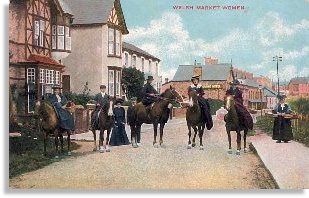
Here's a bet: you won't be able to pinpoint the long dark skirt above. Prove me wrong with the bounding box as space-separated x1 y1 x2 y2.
272 116 293 141
110 123 130 146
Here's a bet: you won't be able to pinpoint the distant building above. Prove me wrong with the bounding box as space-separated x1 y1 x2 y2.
254 76 272 88
288 77 309 97
122 42 161 92
204 57 218 65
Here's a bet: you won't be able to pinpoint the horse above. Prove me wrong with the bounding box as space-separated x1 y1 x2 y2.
35 100 75 157
91 98 114 153
131 86 182 148
224 95 248 155
186 90 206 150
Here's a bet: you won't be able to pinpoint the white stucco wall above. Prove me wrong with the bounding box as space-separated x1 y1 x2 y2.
63 25 103 95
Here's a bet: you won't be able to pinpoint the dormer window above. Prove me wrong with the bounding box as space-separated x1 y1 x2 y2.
51 14 71 51
34 19 45 47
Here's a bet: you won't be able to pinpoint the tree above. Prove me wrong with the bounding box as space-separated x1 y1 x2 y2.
122 67 145 101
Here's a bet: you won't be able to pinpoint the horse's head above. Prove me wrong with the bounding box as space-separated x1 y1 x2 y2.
101 97 114 117
188 90 198 107
224 95 235 111
161 85 182 102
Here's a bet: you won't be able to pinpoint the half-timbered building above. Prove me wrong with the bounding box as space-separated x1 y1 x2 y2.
61 0 129 97
9 0 73 114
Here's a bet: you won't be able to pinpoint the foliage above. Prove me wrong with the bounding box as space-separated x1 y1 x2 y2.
287 97 309 116
207 98 224 115
64 82 94 107
9 127 80 178
122 67 145 101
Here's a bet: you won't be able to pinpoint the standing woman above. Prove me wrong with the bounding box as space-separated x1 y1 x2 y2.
272 95 293 143
110 98 130 146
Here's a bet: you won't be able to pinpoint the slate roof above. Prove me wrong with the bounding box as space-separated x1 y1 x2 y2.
62 0 128 33
240 79 261 88
289 77 309 84
58 0 73 15
263 87 277 97
123 42 160 62
172 64 231 81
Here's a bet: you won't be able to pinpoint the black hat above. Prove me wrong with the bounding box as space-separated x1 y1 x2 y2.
100 85 106 89
130 97 137 101
52 85 62 89
147 76 154 81
277 94 286 100
191 75 200 82
229 79 240 86
115 98 124 104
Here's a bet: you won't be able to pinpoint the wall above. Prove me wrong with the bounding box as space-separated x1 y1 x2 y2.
63 25 103 95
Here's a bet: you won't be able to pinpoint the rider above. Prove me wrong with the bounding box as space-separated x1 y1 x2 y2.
141 76 158 113
187 75 213 130
90 85 110 130
47 85 75 131
225 79 253 130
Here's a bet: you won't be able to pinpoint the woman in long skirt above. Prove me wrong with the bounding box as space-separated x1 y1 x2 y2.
109 98 130 146
272 95 293 143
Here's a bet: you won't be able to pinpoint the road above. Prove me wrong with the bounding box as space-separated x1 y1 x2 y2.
9 118 276 189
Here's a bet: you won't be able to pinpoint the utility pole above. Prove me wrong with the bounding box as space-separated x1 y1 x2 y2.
273 56 282 96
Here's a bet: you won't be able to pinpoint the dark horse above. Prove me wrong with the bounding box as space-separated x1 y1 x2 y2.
35 100 75 157
224 95 248 155
186 90 206 150
131 86 182 148
92 98 114 153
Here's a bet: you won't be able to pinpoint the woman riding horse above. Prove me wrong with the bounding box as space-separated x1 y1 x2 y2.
131 85 181 148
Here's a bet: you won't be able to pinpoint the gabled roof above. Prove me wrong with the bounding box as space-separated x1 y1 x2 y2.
123 42 160 62
172 64 231 81
239 78 261 88
62 0 128 34
26 54 64 67
263 87 277 97
57 0 73 15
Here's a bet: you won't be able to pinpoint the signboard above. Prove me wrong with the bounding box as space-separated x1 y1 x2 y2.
203 84 223 90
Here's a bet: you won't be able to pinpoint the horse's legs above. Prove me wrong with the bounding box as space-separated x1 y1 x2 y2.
227 130 232 154
187 124 192 149
54 130 60 158
67 130 71 156
236 130 241 155
43 132 47 156
244 129 248 153
105 128 111 152
198 126 204 150
159 122 165 146
92 130 97 151
153 122 158 147
99 129 105 153
59 132 64 153
192 126 198 147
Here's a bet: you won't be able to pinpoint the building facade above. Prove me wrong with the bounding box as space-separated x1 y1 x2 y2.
122 42 161 92
288 77 309 97
9 0 73 114
62 0 129 98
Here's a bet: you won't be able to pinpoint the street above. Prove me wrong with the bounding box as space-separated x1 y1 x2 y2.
9 118 276 189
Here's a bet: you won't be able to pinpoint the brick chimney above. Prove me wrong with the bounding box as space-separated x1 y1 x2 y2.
205 57 218 65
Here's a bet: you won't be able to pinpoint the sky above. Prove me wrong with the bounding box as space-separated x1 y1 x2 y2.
121 0 309 82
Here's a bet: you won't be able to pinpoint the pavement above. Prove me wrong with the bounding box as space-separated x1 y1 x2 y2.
249 131 309 189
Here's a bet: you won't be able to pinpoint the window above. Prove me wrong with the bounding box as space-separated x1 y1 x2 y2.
57 26 65 50
55 71 60 85
124 53 128 67
108 70 115 96
132 55 136 68
40 69 45 83
141 58 145 72
108 27 121 56
148 60 151 73
116 71 120 96
46 70 54 84
155 62 158 75
27 68 35 113
34 20 45 47
108 68 121 97
108 28 115 55
65 27 71 50
27 68 35 83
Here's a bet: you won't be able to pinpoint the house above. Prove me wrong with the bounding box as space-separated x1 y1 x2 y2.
288 77 309 97
122 42 161 92
9 0 73 114
62 0 129 98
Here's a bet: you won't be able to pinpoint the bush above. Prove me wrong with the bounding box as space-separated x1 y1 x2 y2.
207 98 224 115
63 82 94 107
122 67 145 101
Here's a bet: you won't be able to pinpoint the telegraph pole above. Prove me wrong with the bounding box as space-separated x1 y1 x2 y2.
273 56 282 96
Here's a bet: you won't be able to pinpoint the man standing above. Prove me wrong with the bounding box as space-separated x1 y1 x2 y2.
127 97 140 144
188 75 213 130
90 85 110 130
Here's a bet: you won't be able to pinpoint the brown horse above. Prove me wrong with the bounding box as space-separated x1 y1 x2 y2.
186 90 206 150
224 95 248 155
131 86 182 148
35 100 75 157
92 98 114 153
